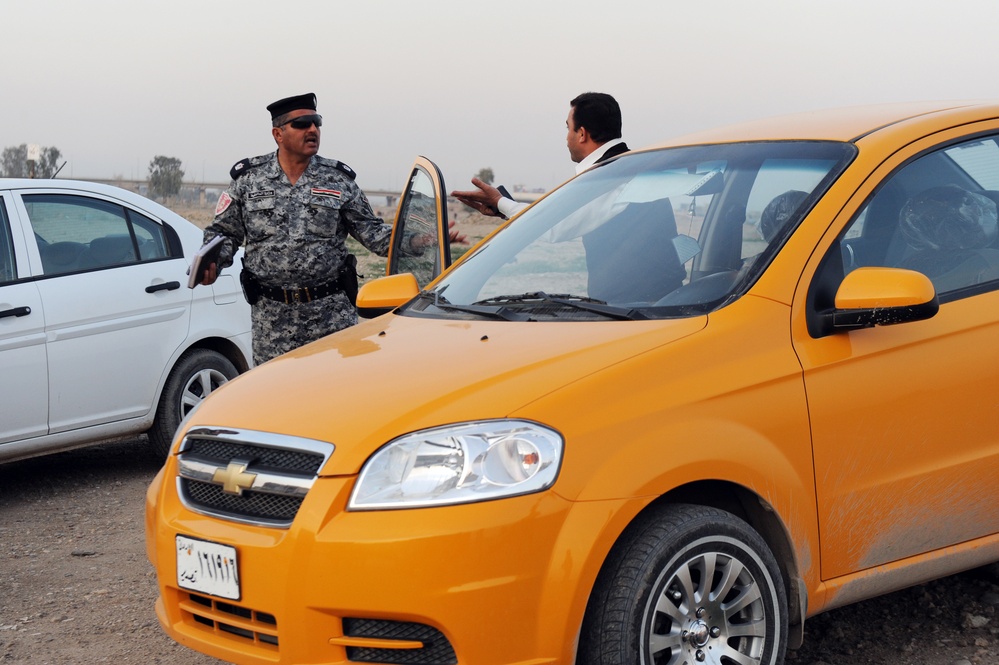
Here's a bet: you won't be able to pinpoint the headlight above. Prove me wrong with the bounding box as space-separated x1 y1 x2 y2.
348 420 563 510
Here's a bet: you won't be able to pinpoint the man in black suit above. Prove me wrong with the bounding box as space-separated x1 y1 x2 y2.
451 92 629 218
453 92 685 304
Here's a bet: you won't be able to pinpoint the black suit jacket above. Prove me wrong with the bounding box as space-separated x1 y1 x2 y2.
597 142 629 163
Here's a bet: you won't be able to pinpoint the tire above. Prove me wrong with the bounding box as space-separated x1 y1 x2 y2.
148 348 238 459
579 503 787 665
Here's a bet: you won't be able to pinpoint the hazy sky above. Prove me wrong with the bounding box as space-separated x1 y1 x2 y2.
6 0 999 195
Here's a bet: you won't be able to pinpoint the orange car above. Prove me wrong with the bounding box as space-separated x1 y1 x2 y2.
146 102 999 665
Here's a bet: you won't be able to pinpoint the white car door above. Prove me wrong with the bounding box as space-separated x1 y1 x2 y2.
0 193 47 443
16 191 193 433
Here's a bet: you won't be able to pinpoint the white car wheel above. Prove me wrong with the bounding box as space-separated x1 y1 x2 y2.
149 349 238 458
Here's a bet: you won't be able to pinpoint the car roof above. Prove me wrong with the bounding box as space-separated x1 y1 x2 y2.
0 178 188 227
648 100 999 148
0 178 141 195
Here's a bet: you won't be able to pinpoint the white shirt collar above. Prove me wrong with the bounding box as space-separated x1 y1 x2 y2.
575 138 626 174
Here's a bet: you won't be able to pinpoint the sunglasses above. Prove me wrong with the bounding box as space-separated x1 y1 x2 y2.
282 114 323 130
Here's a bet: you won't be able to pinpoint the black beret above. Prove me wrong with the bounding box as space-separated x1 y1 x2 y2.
266 92 317 120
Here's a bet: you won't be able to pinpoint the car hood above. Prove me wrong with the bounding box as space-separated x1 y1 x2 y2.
187 312 706 475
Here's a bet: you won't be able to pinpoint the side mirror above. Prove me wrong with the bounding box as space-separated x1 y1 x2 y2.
356 273 420 319
814 267 939 336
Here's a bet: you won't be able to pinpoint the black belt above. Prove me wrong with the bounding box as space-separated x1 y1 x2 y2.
257 280 340 304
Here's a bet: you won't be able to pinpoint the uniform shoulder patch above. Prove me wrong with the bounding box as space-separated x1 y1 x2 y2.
229 154 269 180
315 156 357 180
334 160 357 180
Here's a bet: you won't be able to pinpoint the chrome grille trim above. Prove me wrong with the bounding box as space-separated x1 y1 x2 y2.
176 426 335 528
178 457 313 497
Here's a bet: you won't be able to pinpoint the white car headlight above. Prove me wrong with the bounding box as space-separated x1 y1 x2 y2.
348 420 563 510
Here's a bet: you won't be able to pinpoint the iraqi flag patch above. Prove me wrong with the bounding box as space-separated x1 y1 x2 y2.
311 188 342 199
215 192 233 216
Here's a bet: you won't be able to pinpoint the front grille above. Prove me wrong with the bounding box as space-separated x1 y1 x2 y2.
183 478 304 522
184 592 279 648
176 427 334 527
343 618 457 664
186 437 325 474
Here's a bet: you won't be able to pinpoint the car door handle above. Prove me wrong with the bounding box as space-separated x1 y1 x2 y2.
146 281 181 293
0 306 31 319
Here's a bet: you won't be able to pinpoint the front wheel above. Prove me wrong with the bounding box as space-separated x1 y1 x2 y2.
579 503 787 665
149 348 238 458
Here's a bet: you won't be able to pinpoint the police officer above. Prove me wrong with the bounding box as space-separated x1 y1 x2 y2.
198 92 438 364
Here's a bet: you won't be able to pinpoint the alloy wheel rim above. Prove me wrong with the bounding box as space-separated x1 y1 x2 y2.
644 546 768 665
179 368 229 418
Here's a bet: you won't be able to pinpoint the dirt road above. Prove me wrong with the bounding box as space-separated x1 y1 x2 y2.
1 440 996 665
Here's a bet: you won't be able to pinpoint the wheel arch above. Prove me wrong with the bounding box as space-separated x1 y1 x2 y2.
146 335 252 426
657 481 806 642
576 481 807 660
145 337 252 456
184 335 252 375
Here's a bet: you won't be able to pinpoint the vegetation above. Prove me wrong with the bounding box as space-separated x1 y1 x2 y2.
475 167 494 185
148 155 185 199
1 144 63 178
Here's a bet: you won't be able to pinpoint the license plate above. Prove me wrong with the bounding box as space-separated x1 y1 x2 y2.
176 535 240 600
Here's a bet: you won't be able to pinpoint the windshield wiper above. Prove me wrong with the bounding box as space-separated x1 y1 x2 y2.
473 292 647 321
421 291 530 321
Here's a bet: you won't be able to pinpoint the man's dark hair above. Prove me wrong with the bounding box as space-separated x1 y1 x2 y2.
570 92 622 143
272 112 294 128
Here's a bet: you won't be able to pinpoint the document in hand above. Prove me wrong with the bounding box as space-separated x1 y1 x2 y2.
187 236 226 288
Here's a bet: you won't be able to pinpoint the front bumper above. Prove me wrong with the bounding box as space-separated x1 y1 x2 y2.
146 464 632 665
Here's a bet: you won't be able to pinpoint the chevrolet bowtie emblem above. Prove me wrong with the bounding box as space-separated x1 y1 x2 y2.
212 460 257 495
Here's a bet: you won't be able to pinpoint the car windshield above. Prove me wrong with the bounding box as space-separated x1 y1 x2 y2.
404 141 855 321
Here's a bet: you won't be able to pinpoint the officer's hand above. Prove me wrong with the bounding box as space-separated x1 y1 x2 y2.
447 220 468 245
411 221 467 249
201 262 219 286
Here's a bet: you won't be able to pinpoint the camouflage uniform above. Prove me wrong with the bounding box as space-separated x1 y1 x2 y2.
205 151 392 364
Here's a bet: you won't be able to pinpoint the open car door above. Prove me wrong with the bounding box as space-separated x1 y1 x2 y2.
358 157 451 319
387 156 451 286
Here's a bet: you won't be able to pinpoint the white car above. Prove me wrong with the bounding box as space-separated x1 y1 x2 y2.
0 179 252 462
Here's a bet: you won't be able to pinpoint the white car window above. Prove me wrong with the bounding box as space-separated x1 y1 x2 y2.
128 208 172 261
24 194 169 275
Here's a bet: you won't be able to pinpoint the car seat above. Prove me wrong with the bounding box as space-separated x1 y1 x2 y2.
898 185 999 292
40 241 87 274
978 190 999 248
582 197 685 304
759 190 807 243
82 235 137 268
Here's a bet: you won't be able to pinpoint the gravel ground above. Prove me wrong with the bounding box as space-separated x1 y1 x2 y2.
1 438 996 664
0 439 220 664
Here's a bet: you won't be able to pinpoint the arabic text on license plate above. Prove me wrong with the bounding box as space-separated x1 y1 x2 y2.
176 535 240 600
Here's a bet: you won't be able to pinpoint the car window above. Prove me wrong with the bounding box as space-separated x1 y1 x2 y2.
420 142 853 319
24 194 169 275
127 209 171 261
832 135 999 300
0 200 14 284
388 157 451 288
